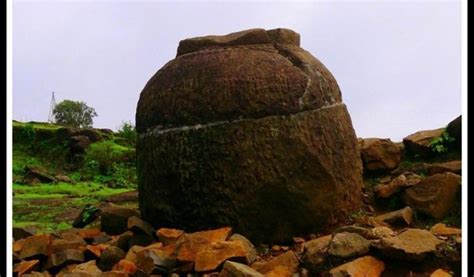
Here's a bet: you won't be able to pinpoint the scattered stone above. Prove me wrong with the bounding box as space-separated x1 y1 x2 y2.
376 229 443 262
22 272 52 277
77 229 103 242
301 235 332 270
72 205 101 228
100 205 140 235
116 231 134 251
23 166 57 184
219 261 264 277
431 269 452 277
360 138 401 172
19 234 52 260
51 237 87 253
366 227 396 240
403 173 461 219
55 175 72 183
430 223 462 236
333 226 369 237
328 255 385 277
47 249 85 269
176 227 232 263
127 233 155 248
328 232 371 259
70 260 102 275
251 251 299 275
156 228 184 246
92 233 113 245
127 216 155 237
374 206 413 227
271 245 281 252
13 260 40 276
124 245 144 264
195 240 249 272
264 265 293 277
13 227 35 240
374 174 406 198
85 244 107 259
228 234 257 264
428 161 462 176
98 246 126 271
112 259 137 274
403 128 445 157
100 271 128 277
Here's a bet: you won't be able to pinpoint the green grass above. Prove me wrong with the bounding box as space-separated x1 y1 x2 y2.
13 182 133 199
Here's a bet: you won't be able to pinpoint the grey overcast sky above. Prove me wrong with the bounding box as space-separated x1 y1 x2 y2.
13 0 461 141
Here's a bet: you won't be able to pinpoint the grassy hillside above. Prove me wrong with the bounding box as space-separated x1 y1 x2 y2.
12 120 138 232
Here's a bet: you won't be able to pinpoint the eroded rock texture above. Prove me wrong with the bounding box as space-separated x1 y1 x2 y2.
136 28 363 243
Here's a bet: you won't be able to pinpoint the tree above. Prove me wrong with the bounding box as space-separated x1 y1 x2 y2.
117 121 136 144
53 100 97 128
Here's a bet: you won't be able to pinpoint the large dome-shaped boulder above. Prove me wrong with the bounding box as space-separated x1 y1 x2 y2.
136 28 363 243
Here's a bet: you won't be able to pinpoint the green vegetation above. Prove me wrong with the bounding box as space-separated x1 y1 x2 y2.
116 121 136 145
429 131 455 154
12 120 137 232
53 100 97 128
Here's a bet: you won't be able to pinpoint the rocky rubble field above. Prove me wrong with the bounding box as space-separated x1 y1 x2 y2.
12 116 463 277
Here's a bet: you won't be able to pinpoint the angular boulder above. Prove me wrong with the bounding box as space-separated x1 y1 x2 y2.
100 204 140 235
403 128 445 157
403 173 461 219
136 28 363 243
376 229 443 262
329 256 385 277
360 138 401 172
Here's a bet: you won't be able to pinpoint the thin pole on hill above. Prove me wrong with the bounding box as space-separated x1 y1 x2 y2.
48 91 56 123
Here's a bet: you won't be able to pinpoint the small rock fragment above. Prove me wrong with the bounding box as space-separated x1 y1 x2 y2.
328 232 371 259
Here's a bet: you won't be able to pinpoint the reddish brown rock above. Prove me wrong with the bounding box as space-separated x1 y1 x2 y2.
77 229 103 242
13 227 35 240
328 255 385 277
156 228 184 245
127 216 155 237
195 240 249 272
228 233 257 264
251 251 299 275
428 160 462 176
112 259 137 274
328 232 371 259
13 260 40 276
403 173 461 219
219 261 264 277
301 235 332 270
100 205 140 235
374 206 413 227
176 227 232 263
46 249 85 269
430 223 462 236
431 268 453 277
19 234 52 260
374 173 421 198
376 229 443 262
98 246 126 271
70 260 102 275
136 28 362 243
403 128 445 157
360 138 401 172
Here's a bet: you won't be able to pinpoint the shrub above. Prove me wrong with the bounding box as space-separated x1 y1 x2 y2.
85 141 131 175
429 131 455 154
116 121 136 145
